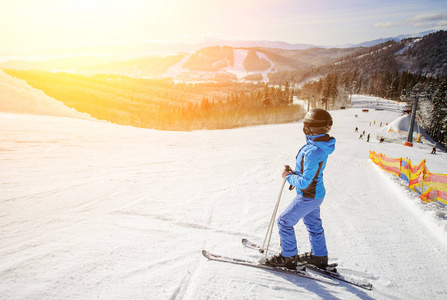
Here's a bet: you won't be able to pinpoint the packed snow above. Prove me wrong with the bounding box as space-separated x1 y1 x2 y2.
378 114 437 145
1 77 447 300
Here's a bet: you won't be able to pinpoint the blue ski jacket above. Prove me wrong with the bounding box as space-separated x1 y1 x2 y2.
285 134 336 199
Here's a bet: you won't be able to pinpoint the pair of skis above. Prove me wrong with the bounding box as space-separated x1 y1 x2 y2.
202 238 373 291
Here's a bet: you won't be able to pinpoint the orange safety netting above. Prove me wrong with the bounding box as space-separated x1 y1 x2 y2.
369 150 447 205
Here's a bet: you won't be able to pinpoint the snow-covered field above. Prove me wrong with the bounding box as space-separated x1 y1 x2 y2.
1 84 447 299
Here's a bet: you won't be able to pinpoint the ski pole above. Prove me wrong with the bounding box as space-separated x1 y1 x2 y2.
260 165 292 259
260 178 286 259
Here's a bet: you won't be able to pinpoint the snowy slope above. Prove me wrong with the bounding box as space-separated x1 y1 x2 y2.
378 114 437 146
162 48 276 82
1 95 447 299
0 70 94 120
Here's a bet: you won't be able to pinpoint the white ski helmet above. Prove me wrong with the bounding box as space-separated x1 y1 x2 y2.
303 108 333 135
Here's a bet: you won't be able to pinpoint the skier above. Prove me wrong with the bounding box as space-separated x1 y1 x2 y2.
266 108 335 270
367 134 370 142
355 127 358 133
431 143 437 154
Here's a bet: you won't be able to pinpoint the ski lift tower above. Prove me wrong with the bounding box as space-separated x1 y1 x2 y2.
401 88 429 147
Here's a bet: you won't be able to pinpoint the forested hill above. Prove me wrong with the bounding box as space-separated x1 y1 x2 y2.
402 30 447 77
310 30 447 79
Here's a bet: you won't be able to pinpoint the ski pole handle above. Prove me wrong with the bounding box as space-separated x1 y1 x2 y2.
284 165 295 190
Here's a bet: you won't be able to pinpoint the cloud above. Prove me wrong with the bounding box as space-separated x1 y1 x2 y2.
374 22 396 28
376 13 447 32
410 13 447 22
407 13 447 28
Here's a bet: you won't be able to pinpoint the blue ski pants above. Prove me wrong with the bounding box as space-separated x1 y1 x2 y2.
277 194 328 257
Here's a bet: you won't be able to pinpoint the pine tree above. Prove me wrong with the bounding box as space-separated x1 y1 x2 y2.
322 74 338 109
429 78 447 143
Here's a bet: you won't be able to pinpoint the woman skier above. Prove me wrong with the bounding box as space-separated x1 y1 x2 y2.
266 108 336 270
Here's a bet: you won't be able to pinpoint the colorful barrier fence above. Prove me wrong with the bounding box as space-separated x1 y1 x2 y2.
369 150 447 206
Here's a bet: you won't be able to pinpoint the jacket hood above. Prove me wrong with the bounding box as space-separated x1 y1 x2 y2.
306 134 336 155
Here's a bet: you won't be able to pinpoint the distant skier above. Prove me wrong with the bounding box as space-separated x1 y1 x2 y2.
431 143 437 154
266 108 335 270
367 134 370 142
355 127 358 133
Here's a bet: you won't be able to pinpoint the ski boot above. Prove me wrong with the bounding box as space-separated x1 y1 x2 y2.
298 252 328 270
265 253 303 270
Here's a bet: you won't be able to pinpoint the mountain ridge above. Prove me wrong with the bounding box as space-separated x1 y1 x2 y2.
0 30 436 57
1 30 444 83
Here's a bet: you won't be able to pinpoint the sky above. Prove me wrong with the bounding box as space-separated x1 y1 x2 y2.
1 0 447 53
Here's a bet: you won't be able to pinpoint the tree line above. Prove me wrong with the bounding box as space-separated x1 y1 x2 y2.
403 78 447 144
294 71 447 144
2 69 303 130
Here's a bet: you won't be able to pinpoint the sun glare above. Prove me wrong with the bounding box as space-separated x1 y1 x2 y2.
39 0 174 50
65 0 109 13
4 0 245 52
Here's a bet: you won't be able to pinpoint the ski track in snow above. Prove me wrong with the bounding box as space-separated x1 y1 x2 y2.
161 48 276 81
1 95 447 299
